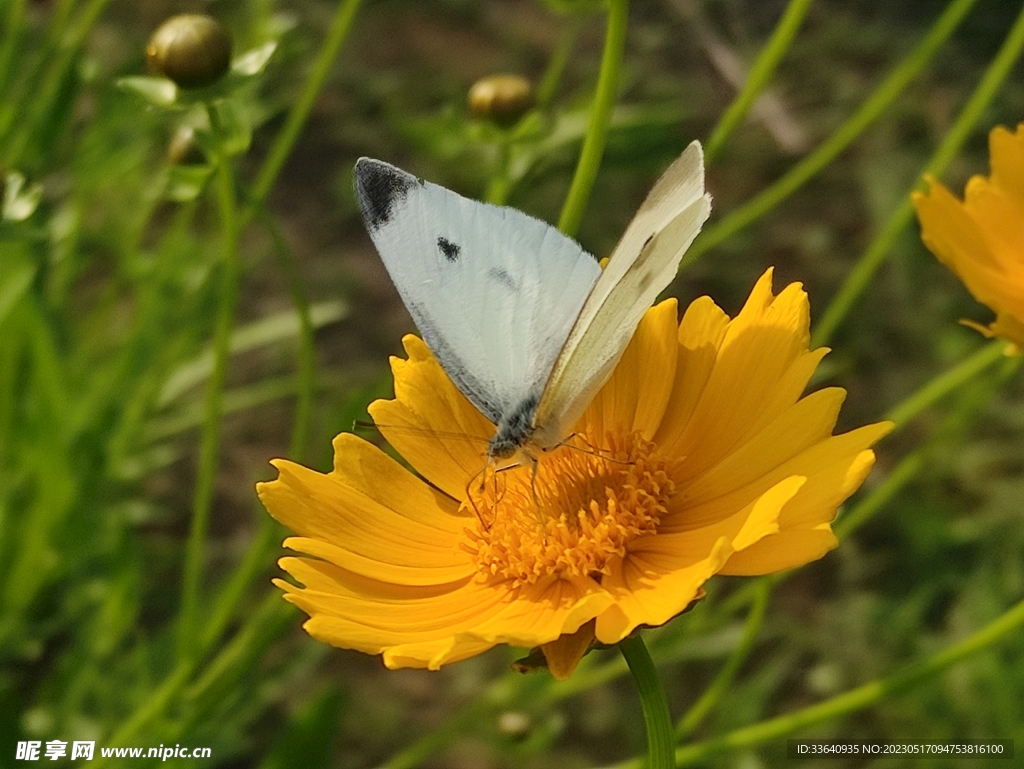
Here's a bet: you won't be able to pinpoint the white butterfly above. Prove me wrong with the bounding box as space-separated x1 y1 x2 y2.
354 142 710 465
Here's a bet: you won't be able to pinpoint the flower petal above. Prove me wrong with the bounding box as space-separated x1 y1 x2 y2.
660 271 824 478
989 124 1024 207
653 295 730 451
719 422 892 575
277 556 512 667
913 124 1024 346
595 475 803 642
673 387 847 518
258 447 474 580
583 299 679 442
369 335 495 500
277 553 617 669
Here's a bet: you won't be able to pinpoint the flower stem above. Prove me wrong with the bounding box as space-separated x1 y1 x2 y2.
668 591 1024 767
178 125 241 663
557 0 629 238
703 0 814 164
484 140 513 205
812 0 1024 346
620 633 675 769
683 0 978 267
253 201 317 463
882 340 1007 432
836 353 1023 538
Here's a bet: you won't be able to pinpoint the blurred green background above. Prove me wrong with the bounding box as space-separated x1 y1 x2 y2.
1 0 1024 766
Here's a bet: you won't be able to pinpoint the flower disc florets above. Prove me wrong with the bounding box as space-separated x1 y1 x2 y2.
467 431 675 586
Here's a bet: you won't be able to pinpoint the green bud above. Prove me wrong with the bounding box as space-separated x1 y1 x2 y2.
147 14 232 90
467 74 535 126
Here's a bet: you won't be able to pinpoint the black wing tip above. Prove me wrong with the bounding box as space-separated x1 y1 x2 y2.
353 158 419 231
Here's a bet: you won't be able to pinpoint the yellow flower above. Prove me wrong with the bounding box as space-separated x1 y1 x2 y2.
257 270 891 679
913 124 1024 351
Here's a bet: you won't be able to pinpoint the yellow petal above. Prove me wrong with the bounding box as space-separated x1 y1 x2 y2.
653 295 730 454
984 313 1024 350
989 124 1024 206
718 423 892 575
470 575 616 647
541 620 596 680
674 387 846 518
283 535 474 585
595 476 801 642
665 272 823 479
913 125 1024 346
583 299 679 442
369 335 495 500
258 456 471 575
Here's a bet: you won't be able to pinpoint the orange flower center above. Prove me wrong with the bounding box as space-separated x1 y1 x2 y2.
464 430 675 587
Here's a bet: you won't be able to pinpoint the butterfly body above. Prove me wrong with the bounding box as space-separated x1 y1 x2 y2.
354 145 710 466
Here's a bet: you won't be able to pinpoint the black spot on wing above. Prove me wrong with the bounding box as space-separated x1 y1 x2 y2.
437 236 461 262
353 158 418 231
488 267 520 292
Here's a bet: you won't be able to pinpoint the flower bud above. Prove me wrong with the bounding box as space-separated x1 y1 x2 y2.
147 14 232 90
467 74 534 126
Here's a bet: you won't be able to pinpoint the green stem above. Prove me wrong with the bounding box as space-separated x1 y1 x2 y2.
677 580 770 738
704 0 815 164
187 202 317 652
251 0 365 205
90 663 198 766
89 596 296 769
178 140 241 662
620 634 675 769
813 0 1024 346
557 0 629 238
668 592 1024 767
883 340 1007 432
254 201 317 462
683 0 979 268
836 353 1024 538
484 141 513 205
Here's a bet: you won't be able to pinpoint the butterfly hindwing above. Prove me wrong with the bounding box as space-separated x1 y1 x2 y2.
354 158 602 427
533 142 711 446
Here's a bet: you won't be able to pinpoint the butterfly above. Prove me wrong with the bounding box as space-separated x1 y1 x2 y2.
354 142 710 466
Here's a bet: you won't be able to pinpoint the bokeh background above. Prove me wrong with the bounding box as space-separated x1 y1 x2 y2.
2 0 1024 766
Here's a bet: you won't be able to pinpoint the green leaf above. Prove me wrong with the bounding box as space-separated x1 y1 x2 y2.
2 172 42 221
165 164 214 202
232 41 278 77
116 75 178 107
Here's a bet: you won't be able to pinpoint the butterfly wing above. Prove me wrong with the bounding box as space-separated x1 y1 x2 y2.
354 158 602 427
532 141 711 447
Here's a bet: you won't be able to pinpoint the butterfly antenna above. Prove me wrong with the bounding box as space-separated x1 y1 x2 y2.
560 433 632 466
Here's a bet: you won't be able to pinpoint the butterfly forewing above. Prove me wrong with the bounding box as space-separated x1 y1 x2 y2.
354 158 601 429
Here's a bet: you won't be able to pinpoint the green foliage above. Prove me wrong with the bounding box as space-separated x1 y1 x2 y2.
1 0 1024 767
